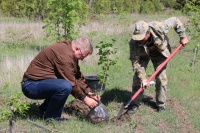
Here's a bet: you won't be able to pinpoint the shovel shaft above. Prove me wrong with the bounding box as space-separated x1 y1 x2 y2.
129 44 183 103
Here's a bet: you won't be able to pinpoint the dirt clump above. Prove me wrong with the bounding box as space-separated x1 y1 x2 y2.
111 113 132 125
64 99 90 117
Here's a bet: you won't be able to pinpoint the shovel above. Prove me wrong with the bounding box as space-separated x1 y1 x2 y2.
117 44 183 119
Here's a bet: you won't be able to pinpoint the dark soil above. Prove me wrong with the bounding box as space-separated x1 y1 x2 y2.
110 114 132 125
64 99 90 117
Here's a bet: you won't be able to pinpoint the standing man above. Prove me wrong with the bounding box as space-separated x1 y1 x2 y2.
21 36 100 121
128 17 188 113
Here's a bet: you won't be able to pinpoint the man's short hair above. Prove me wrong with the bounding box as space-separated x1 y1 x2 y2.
74 36 93 55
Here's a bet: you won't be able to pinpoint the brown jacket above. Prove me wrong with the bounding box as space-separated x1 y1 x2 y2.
23 40 90 99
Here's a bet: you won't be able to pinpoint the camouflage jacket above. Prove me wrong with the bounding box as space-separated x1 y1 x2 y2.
129 17 187 81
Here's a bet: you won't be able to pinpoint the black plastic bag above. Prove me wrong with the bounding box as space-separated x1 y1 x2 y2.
87 101 109 124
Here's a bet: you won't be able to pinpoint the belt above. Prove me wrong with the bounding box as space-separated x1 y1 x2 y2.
21 75 31 84
21 80 25 85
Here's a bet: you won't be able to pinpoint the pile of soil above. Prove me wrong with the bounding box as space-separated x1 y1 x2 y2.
64 99 90 117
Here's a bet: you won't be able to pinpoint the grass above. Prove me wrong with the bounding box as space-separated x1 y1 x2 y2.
1 12 200 132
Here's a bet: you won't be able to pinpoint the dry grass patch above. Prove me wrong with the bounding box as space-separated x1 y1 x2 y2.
0 22 45 44
0 55 35 89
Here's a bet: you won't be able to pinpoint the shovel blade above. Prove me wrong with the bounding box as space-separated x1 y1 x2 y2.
117 103 125 119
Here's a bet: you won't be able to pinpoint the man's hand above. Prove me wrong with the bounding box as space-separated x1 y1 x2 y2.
83 96 99 109
87 92 100 101
141 79 150 89
180 37 188 47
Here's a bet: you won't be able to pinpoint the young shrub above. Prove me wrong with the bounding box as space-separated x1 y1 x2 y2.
0 92 30 121
43 0 88 41
96 39 118 94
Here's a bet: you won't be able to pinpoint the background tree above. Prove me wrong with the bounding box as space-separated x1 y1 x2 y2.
0 0 27 17
174 0 187 10
160 0 176 8
120 0 133 13
140 0 156 14
0 0 48 19
152 0 164 11
0 0 189 18
43 0 88 41
91 0 111 14
111 0 124 14
183 0 200 44
131 0 141 13
25 0 48 20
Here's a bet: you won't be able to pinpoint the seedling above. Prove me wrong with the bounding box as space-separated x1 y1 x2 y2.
96 39 118 94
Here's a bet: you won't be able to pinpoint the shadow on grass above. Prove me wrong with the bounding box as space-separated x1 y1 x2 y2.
142 95 157 110
101 88 157 110
101 88 132 105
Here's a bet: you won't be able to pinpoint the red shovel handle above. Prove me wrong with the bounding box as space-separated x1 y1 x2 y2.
125 44 183 108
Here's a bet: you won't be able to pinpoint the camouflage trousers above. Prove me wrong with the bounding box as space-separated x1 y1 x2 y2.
132 54 168 107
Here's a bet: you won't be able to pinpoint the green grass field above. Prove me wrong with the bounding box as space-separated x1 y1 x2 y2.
0 13 200 133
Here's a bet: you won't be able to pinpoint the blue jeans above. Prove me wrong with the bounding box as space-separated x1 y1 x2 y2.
21 78 72 121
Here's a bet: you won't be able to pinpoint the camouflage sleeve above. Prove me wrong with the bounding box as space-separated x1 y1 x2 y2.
162 17 187 38
129 39 146 81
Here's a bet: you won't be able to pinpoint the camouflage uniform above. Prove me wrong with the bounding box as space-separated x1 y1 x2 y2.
129 17 187 108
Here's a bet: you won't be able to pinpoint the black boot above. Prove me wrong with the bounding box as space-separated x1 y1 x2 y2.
157 106 165 112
